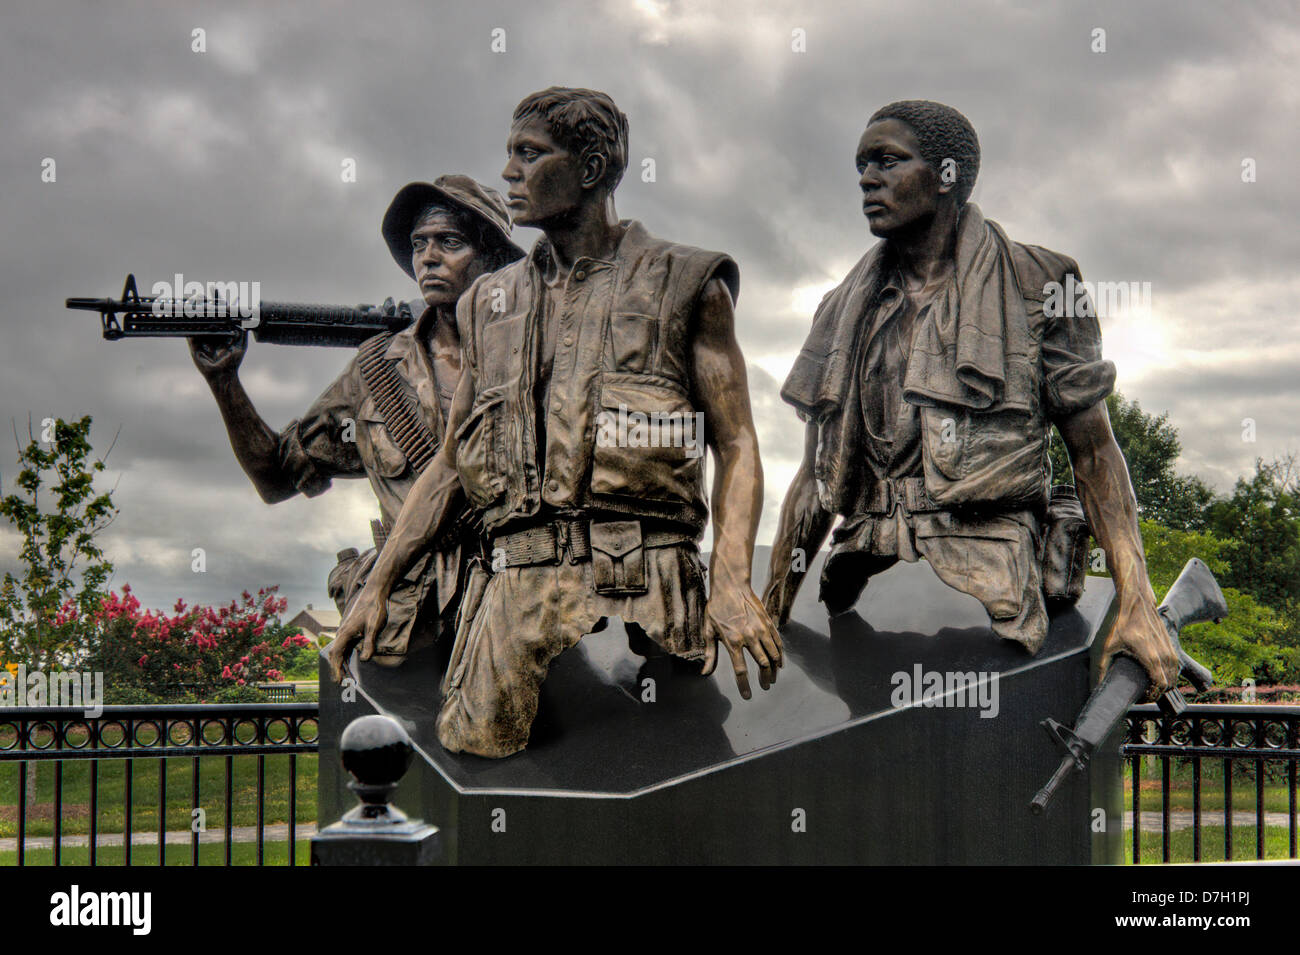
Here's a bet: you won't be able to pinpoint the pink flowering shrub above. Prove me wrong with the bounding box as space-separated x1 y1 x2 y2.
82 585 310 699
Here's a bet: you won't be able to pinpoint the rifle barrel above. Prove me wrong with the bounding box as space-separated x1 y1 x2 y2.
65 297 110 311
65 285 415 348
1030 758 1076 815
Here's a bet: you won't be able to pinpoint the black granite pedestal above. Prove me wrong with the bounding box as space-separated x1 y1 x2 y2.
319 545 1123 864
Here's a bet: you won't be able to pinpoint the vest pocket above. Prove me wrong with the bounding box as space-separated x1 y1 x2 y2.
1022 294 1048 344
479 314 525 386
609 312 658 374
919 404 967 480
357 400 408 478
919 403 1048 507
590 374 703 504
454 387 509 507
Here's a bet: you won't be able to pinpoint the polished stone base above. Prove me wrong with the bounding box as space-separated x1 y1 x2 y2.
319 545 1123 864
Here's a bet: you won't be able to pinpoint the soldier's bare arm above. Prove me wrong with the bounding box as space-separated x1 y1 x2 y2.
1057 401 1180 695
326 369 472 682
689 276 784 699
762 419 835 626
190 335 298 504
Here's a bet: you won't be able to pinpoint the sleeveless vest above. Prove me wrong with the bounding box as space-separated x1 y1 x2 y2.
454 220 739 536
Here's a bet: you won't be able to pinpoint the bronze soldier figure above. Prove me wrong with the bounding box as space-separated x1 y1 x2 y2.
191 176 522 670
763 100 1180 696
330 87 782 758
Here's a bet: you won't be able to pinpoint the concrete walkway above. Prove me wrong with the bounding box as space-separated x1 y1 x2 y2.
1125 810 1295 832
1 821 317 852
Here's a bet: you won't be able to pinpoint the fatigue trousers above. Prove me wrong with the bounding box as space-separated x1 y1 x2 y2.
819 507 1051 654
437 544 707 758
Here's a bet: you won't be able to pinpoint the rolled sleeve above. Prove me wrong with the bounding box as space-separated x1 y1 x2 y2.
1042 260 1116 421
277 361 365 497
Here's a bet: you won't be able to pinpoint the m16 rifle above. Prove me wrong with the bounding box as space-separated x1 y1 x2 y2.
1030 557 1225 814
67 274 415 348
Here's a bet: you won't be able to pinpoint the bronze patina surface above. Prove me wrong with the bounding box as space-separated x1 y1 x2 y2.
194 175 522 668
331 88 782 758
763 100 1182 697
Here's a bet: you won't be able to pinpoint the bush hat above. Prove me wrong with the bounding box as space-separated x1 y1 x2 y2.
382 175 524 279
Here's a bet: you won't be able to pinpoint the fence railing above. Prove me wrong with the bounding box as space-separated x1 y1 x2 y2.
0 703 318 866
4 701 1297 865
1122 703 1300 863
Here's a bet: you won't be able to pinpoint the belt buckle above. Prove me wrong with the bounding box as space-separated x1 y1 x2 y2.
883 478 904 516
890 478 916 516
555 520 586 564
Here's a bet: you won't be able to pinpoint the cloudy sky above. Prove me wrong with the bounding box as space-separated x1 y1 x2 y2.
1 0 1297 616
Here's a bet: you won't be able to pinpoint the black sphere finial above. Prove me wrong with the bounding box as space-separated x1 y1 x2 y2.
339 714 413 821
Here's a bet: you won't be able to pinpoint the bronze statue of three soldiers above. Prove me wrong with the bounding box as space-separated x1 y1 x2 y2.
197 87 1182 759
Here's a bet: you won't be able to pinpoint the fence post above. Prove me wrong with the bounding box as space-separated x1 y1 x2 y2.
311 714 440 866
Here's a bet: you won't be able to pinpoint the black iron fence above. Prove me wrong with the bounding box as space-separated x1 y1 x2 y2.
1123 703 1300 863
3 701 1298 865
0 703 318 866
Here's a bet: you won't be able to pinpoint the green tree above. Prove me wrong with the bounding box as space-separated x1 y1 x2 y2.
1204 458 1300 613
0 416 117 670
1049 392 1215 530
1138 521 1293 686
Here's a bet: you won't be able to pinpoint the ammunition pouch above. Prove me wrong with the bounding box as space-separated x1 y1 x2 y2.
489 517 691 596
327 546 374 616
589 520 647 596
1041 484 1091 606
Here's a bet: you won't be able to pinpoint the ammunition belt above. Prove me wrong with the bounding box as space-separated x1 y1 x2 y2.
356 332 438 472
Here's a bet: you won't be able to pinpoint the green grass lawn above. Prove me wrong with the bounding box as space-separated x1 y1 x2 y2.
1 753 317 839
1125 825 1296 864
0 839 313 866
1123 757 1297 813
1116 757 1299 863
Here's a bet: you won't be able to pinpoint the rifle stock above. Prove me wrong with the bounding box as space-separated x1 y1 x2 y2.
1029 558 1226 814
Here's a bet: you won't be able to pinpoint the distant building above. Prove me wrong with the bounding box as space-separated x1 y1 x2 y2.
287 604 341 646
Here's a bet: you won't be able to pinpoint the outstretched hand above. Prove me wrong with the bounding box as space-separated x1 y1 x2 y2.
701 583 784 699
326 585 389 684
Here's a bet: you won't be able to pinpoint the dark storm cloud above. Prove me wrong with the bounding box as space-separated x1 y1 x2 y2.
1 0 1296 614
